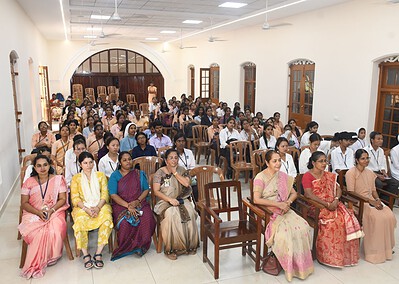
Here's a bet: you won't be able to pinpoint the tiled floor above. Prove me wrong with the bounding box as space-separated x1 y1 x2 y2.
2 164 399 283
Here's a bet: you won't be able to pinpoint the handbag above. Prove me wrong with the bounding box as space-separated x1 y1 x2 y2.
261 251 282 276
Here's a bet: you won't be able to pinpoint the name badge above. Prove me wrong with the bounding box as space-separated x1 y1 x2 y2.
164 178 171 187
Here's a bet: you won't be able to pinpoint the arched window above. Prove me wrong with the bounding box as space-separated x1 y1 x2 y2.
72 49 164 105
375 55 399 149
288 59 315 129
242 62 256 112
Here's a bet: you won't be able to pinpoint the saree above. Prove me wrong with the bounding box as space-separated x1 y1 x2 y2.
110 170 156 260
253 171 313 282
153 166 199 255
18 175 69 279
305 171 362 267
52 139 73 174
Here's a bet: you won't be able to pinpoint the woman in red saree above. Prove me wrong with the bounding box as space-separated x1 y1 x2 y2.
253 150 313 282
302 151 363 267
18 155 69 279
108 151 156 260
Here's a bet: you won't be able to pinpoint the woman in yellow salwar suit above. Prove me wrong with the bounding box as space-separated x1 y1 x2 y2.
71 151 113 270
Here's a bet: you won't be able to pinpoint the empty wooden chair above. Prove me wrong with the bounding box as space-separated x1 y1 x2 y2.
107 86 117 96
139 103 149 117
126 94 138 110
109 93 119 102
98 93 107 103
251 149 268 177
229 141 253 183
97 86 107 96
192 125 212 164
72 84 83 96
84 88 95 103
202 180 261 279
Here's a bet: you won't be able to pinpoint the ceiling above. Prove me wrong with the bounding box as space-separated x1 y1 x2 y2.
16 0 365 44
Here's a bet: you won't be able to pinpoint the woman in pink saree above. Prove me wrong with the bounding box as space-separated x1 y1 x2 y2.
18 155 69 279
253 150 314 282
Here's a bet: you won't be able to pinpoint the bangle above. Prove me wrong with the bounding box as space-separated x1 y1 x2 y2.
334 196 339 200
137 199 142 203
173 172 177 176
51 208 56 213
327 202 330 207
375 198 380 201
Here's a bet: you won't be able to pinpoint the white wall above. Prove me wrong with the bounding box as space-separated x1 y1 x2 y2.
0 0 48 209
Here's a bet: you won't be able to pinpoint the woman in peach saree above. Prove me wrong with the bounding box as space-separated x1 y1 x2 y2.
18 155 69 279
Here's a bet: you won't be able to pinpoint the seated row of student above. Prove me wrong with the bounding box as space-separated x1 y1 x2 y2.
300 121 319 148
364 131 399 196
149 120 173 151
330 131 357 173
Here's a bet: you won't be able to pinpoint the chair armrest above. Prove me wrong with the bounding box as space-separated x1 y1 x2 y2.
246 197 273 215
376 187 399 198
297 194 325 210
344 191 369 203
202 205 222 223
242 198 270 217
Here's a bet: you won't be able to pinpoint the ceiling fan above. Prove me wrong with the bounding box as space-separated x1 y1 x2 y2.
208 17 227 42
262 0 291 30
179 29 197 49
111 0 121 21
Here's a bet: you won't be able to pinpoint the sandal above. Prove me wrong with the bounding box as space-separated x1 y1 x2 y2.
165 252 177 260
93 253 104 269
83 254 93 270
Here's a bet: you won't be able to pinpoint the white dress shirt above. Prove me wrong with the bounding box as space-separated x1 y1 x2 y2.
300 131 311 148
299 148 312 174
219 128 242 149
178 148 196 170
390 144 399 180
364 145 386 172
259 136 276 150
330 146 355 172
98 153 119 178
280 153 297 178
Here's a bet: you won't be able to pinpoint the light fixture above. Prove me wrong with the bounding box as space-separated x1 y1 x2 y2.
59 0 68 40
84 35 97 39
91 15 111 20
145 37 159 40
182 20 203 24
111 0 121 20
87 27 102 31
160 30 176 34
218 2 248 8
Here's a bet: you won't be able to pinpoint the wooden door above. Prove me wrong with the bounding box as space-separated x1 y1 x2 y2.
243 63 256 112
375 61 399 149
210 65 219 101
288 63 315 129
200 68 210 100
190 66 195 97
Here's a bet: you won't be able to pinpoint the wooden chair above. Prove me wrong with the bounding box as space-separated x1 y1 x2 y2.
132 156 163 185
126 94 138 110
72 92 84 104
97 86 107 96
72 84 83 96
139 103 149 117
253 139 260 150
157 146 172 159
251 149 268 177
229 141 253 183
181 121 194 150
148 174 163 253
295 174 322 259
85 88 95 103
202 181 261 279
192 125 212 164
107 86 117 96
287 147 300 172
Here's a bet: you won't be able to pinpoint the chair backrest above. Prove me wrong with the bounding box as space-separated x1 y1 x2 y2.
190 166 224 203
85 87 94 96
338 169 348 191
86 93 96 104
385 149 391 175
72 84 83 95
296 173 304 195
157 146 172 159
107 86 117 95
72 93 84 103
253 139 260 150
109 93 119 102
192 125 209 144
126 94 136 103
97 86 107 95
251 149 268 176
286 146 300 172
22 154 36 168
132 156 163 183
204 180 243 219
98 93 107 103
139 103 149 116
229 140 253 164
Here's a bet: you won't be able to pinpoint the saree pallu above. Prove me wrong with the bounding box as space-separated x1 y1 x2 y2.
254 171 313 282
153 167 199 255
311 171 362 267
18 175 69 279
111 170 156 260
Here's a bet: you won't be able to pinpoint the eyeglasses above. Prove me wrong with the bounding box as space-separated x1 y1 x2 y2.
316 159 328 163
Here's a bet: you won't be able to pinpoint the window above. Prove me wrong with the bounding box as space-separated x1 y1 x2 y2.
210 63 220 100
200 68 210 99
75 49 160 74
375 57 399 149
243 62 256 112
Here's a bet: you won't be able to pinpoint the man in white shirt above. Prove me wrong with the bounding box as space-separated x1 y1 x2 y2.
364 131 399 196
330 132 355 173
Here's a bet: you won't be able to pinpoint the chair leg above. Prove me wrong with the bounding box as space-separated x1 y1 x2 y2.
63 233 74 260
214 241 220 279
19 240 28 268
196 147 201 164
202 233 208 263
